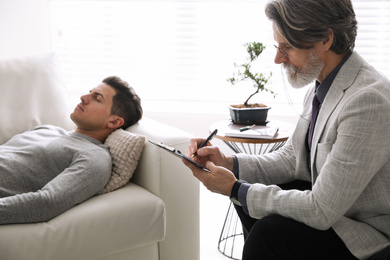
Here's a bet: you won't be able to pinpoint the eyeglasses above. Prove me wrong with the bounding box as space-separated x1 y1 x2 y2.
274 44 288 58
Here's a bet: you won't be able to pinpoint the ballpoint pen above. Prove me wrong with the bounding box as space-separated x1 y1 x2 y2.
239 124 256 132
191 129 218 158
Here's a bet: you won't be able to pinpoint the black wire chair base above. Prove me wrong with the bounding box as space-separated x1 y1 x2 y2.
218 202 244 259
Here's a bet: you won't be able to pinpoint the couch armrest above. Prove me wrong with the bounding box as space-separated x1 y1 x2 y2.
127 117 200 260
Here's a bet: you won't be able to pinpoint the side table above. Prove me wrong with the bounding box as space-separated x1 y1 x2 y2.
209 120 293 260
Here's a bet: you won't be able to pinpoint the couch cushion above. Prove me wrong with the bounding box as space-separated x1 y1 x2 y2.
0 53 74 144
102 129 146 194
0 183 165 260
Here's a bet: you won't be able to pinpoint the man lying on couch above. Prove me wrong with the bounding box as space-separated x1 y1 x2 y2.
0 76 142 225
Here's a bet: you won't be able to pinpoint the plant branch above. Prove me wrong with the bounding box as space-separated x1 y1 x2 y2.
227 42 275 106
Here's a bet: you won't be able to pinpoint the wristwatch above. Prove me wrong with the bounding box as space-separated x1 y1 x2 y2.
230 180 246 206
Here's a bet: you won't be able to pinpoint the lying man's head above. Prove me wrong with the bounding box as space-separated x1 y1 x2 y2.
71 76 142 141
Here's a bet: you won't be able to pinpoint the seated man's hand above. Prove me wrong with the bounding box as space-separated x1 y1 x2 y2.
183 159 236 196
186 138 234 171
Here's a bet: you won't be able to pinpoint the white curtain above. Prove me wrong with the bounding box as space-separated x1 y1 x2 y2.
49 0 390 116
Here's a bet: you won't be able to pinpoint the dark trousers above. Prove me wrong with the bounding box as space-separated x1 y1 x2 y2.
234 180 358 260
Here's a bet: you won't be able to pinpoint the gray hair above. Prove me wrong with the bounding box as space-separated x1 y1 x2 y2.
265 0 358 54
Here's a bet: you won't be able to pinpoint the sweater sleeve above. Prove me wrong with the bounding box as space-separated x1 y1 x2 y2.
0 148 111 225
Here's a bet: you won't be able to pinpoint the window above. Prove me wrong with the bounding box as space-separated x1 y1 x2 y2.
49 0 390 116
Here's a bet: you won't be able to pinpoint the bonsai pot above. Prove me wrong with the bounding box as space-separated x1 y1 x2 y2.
229 105 270 125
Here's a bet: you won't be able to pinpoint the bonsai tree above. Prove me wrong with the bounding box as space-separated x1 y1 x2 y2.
227 42 274 108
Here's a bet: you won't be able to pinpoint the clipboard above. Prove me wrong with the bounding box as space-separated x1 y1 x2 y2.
149 140 210 172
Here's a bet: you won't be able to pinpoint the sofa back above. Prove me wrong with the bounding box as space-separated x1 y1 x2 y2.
0 53 74 144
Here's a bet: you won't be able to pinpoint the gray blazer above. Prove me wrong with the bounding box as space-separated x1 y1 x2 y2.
235 52 390 259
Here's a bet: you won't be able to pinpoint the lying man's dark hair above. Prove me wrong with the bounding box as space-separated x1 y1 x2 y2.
103 76 143 129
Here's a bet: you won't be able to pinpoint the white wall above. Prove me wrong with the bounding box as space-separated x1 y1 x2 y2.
0 0 299 138
0 0 51 59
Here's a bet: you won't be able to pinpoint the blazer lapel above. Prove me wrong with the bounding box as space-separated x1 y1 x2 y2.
310 52 364 172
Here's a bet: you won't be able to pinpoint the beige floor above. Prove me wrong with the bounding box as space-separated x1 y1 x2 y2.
199 183 245 260
196 137 243 260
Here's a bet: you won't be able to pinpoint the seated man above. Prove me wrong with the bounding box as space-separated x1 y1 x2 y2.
184 0 390 259
0 76 143 225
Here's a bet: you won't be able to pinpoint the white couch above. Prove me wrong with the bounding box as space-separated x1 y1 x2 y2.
0 53 200 260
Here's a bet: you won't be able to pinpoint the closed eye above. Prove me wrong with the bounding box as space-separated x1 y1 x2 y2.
94 95 102 102
89 90 105 103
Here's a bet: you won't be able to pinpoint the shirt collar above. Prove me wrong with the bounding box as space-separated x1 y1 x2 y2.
69 131 103 145
315 51 352 103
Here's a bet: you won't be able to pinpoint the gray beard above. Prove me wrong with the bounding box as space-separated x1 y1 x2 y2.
282 49 324 89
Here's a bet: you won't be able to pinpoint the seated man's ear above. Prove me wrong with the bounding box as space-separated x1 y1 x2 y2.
108 115 124 129
322 28 334 51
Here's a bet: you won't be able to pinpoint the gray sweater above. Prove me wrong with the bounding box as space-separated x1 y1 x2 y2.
0 125 111 224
